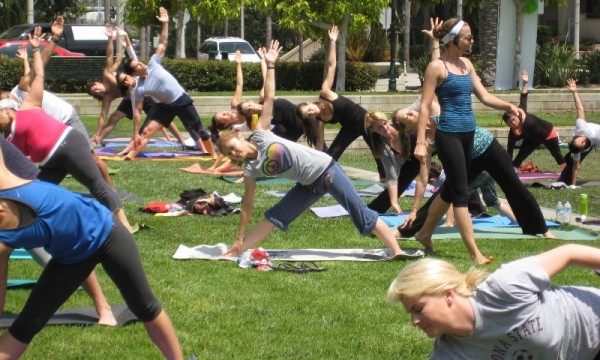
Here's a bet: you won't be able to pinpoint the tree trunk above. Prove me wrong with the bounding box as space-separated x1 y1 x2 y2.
403 0 411 68
336 12 351 92
266 15 272 45
240 1 245 39
140 25 147 59
513 0 524 89
224 17 229 37
175 9 185 59
478 0 499 87
456 0 463 19
104 0 110 24
196 18 202 59
298 32 304 62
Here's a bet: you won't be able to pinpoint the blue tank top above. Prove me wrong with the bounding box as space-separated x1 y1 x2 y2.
473 127 494 158
435 60 476 133
0 181 113 264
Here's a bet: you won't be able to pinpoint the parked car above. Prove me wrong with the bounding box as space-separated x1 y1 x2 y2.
0 23 107 56
199 37 260 62
0 39 85 58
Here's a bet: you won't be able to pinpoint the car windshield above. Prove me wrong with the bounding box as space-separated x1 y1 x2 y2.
0 25 29 39
0 44 20 57
219 42 254 54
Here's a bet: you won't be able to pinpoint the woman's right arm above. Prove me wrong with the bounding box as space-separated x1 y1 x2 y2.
414 61 440 163
567 79 585 120
320 25 339 101
536 244 600 278
232 50 245 108
224 176 256 257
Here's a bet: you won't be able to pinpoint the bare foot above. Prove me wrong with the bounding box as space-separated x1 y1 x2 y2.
414 231 434 252
473 254 494 265
97 309 118 327
543 230 555 239
124 155 135 161
440 222 454 228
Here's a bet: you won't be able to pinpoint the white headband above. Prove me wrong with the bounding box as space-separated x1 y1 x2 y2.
0 99 18 111
441 20 465 44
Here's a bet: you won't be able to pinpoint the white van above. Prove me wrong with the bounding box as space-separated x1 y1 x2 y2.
199 37 260 62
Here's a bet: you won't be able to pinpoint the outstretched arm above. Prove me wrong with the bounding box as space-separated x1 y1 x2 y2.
422 17 442 61
154 7 169 59
223 176 257 257
20 27 44 110
257 47 267 103
232 50 245 108
104 23 116 73
567 78 585 120
16 48 30 76
536 244 600 278
255 40 282 131
519 70 529 111
17 15 64 92
320 25 339 100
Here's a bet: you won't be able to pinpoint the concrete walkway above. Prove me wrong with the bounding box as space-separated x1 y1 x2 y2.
342 165 600 234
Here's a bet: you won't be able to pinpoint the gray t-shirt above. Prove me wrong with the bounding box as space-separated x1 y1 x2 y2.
133 54 185 105
243 131 332 185
431 257 600 360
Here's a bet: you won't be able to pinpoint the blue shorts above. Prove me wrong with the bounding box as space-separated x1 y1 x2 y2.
264 162 378 236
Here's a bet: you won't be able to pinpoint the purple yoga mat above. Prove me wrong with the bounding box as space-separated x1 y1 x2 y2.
518 172 560 180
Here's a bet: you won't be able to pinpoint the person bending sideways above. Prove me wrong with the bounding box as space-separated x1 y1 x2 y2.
387 244 600 360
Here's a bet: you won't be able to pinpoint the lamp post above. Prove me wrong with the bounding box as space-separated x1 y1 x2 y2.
388 0 398 91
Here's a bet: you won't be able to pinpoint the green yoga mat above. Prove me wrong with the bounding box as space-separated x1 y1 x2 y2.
9 249 33 260
220 176 376 186
412 227 599 241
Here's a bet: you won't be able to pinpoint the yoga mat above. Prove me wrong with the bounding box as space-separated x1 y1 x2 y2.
179 163 244 177
0 304 138 328
102 140 181 148
220 176 377 186
267 184 387 198
7 279 36 289
78 188 143 203
96 147 211 162
400 227 598 241
9 249 33 260
172 243 423 262
380 214 560 229
517 172 560 180
526 180 600 189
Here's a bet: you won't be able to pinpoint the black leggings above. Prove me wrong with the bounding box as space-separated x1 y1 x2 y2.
367 156 421 213
38 131 122 212
558 147 593 184
512 136 565 168
327 125 386 180
9 218 162 344
435 130 474 207
400 139 548 237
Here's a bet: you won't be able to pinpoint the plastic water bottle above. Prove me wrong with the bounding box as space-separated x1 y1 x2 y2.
564 201 571 223
556 201 564 223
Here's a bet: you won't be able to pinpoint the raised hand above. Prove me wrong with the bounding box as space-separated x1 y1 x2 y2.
234 49 242 64
566 78 577 92
51 15 64 38
16 48 28 60
104 23 114 38
328 25 339 42
28 26 42 49
422 17 442 40
156 7 169 23
264 40 282 65
521 70 528 83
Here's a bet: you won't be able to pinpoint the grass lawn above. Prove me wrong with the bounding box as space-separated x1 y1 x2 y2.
5 116 600 359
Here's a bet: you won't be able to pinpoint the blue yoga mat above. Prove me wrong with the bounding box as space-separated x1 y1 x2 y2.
9 249 32 260
7 279 36 289
380 214 559 229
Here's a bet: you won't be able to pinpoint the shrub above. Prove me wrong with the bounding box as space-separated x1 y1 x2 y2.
344 62 378 91
537 25 556 47
0 56 25 91
535 43 578 87
580 50 600 84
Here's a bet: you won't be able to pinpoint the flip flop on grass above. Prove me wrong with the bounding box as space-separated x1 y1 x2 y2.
389 249 425 260
273 262 328 273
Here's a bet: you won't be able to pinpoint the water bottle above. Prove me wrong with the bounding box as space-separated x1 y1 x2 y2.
580 194 589 222
556 201 564 223
564 201 571 223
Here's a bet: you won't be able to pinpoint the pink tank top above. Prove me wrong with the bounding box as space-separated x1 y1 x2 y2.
10 109 71 164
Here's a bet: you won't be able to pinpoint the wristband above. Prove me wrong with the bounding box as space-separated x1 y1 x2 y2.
32 48 40 52
267 66 275 70
50 36 60 44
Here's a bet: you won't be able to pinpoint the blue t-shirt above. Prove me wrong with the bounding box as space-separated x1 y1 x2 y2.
0 181 113 264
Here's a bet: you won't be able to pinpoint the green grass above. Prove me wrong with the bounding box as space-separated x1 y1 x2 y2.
7 117 600 359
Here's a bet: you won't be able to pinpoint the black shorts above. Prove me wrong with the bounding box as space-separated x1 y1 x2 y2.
116 96 156 119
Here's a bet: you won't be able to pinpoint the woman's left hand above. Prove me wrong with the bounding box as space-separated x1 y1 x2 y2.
28 26 42 49
391 203 403 216
414 143 429 164
400 211 417 229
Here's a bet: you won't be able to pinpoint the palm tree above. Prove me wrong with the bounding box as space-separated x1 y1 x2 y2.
478 0 500 87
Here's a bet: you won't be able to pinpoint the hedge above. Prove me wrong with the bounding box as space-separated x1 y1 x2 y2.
0 56 379 93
